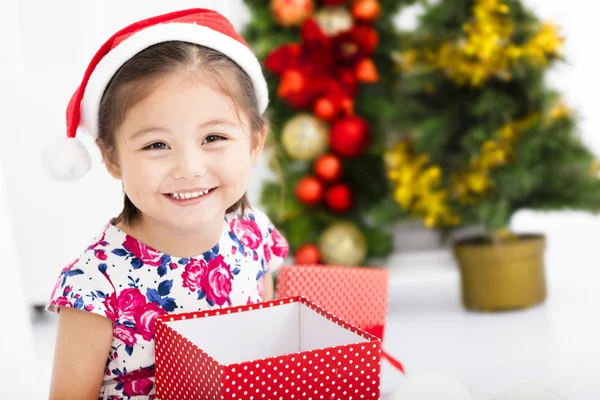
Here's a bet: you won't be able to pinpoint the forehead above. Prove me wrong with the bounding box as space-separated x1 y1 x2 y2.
120 71 250 133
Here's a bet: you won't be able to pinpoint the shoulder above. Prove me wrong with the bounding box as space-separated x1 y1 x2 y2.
227 208 276 239
243 208 289 268
246 207 275 231
47 224 119 316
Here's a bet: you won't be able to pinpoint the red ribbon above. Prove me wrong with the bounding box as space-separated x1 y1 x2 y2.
382 349 405 375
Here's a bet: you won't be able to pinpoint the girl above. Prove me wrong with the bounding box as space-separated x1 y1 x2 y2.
44 9 289 400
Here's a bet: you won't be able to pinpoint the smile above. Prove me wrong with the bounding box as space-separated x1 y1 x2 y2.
168 188 215 200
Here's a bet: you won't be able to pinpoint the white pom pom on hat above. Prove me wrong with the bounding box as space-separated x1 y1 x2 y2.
42 8 269 181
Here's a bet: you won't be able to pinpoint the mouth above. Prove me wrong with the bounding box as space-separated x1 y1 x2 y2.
163 187 217 205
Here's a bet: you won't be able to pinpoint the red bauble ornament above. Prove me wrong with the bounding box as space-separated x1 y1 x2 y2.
271 0 314 27
314 154 343 182
329 116 370 157
325 183 353 212
295 244 321 264
356 58 379 82
314 97 337 121
296 176 324 205
351 0 381 23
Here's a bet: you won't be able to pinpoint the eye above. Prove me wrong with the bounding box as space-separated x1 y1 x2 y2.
143 142 168 151
203 135 227 144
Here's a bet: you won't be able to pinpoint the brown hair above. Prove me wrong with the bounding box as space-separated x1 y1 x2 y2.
97 41 268 226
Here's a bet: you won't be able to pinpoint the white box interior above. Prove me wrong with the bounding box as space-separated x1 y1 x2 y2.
166 302 367 365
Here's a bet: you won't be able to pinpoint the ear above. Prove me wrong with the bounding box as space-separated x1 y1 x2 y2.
96 138 122 180
251 124 268 166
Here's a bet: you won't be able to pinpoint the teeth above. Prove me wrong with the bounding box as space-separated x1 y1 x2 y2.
169 189 212 200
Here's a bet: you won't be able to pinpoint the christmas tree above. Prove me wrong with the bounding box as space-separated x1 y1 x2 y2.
386 0 600 240
243 0 416 265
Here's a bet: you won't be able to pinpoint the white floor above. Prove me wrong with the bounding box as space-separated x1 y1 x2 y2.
22 229 600 400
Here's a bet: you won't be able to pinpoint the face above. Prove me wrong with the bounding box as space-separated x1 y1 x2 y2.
103 71 265 230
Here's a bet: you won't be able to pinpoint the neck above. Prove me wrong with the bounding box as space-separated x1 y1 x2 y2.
118 213 225 258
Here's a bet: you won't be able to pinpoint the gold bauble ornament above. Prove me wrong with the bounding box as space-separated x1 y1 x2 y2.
319 222 367 266
314 6 353 36
270 0 314 27
281 113 329 161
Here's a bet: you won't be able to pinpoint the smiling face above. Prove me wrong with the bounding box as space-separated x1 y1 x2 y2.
103 71 266 231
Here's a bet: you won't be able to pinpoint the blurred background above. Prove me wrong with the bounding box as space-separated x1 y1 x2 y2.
1 0 599 399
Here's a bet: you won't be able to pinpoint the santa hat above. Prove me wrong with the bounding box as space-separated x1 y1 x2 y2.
43 8 269 181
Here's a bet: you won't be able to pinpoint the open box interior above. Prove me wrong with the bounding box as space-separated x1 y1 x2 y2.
166 302 368 365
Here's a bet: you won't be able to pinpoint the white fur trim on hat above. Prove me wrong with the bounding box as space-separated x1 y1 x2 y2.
80 22 269 139
42 136 92 181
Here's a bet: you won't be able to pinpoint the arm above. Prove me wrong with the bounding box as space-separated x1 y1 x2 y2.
49 307 113 400
262 272 275 301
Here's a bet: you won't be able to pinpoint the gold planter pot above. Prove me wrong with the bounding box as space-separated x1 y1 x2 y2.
453 234 547 311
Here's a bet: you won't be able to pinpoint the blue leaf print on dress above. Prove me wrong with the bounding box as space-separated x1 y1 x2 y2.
158 280 173 296
197 290 206 300
160 254 171 266
147 286 178 312
157 265 167 277
127 276 139 288
125 345 134 356
98 264 107 274
73 297 84 309
130 257 143 270
232 267 241 275
160 298 177 312
179 258 190 265
112 248 129 257
146 288 161 304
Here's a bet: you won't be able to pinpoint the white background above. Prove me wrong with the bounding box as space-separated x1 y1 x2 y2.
0 1 599 399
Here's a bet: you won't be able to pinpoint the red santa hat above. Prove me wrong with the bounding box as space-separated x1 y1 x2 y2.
43 8 269 181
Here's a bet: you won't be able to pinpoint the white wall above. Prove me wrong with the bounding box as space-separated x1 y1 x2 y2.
1 0 599 306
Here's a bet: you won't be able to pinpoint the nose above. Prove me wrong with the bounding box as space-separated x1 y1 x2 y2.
171 146 208 179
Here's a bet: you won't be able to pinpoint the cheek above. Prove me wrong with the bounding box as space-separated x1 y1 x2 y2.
121 156 165 196
218 145 253 180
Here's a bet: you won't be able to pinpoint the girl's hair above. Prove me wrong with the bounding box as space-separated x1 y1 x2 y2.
98 41 268 226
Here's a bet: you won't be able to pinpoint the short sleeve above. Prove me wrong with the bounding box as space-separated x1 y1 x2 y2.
253 209 289 273
46 255 115 321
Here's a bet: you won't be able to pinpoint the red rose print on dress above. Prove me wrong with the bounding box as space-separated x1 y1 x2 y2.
114 324 137 347
182 258 208 292
201 255 234 306
230 219 262 250
117 288 147 322
104 292 119 323
134 301 166 342
123 378 154 396
270 228 289 259
123 236 163 266
54 296 73 308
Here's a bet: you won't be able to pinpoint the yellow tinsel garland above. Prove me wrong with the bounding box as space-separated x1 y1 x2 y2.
386 102 572 227
396 0 563 86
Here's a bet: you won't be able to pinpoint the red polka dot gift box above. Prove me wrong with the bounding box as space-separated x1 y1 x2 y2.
276 265 405 374
155 296 382 400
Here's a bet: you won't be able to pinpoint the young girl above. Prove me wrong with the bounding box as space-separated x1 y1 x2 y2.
44 9 289 400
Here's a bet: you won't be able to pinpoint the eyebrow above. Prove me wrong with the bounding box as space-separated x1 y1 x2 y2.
128 119 237 141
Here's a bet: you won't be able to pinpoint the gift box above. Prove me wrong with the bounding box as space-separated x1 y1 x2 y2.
155 296 382 400
276 265 390 340
276 265 404 373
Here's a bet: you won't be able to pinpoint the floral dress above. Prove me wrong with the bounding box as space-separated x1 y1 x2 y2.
47 209 289 399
